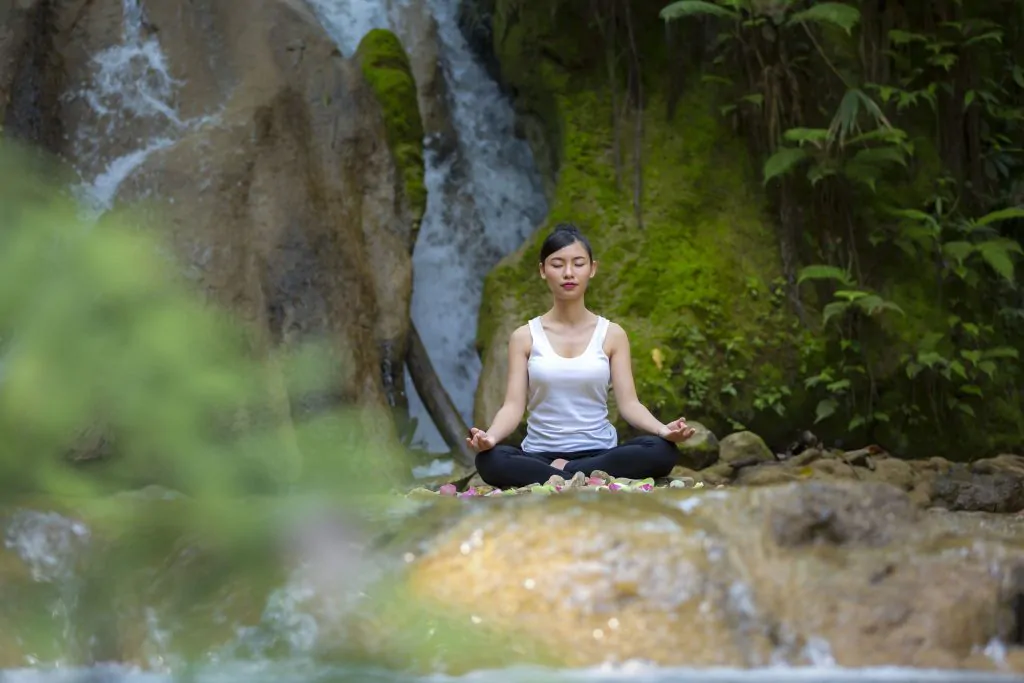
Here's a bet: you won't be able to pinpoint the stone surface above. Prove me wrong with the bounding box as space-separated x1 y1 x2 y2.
719 430 775 463
31 0 426 465
356 479 1024 673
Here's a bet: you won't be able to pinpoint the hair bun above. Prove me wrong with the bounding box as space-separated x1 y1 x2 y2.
553 222 580 236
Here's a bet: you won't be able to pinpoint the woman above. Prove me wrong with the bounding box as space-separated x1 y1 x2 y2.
466 223 696 489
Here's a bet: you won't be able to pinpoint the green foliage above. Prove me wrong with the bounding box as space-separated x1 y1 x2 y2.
0 141 413 497
355 29 427 231
661 0 1024 456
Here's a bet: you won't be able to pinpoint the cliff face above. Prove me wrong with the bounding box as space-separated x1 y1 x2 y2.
1 0 437 474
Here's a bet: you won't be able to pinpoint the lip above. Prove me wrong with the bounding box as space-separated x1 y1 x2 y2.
561 283 578 290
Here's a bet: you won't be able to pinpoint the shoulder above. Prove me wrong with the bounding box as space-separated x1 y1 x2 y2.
509 323 533 352
602 319 630 354
604 319 629 342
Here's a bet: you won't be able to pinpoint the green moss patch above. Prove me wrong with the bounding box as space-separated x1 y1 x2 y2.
356 29 426 229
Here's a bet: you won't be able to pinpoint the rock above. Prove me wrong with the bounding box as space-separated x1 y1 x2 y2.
864 457 917 491
0 0 62 147
931 465 1024 514
86 0 421 468
675 420 719 469
356 480 1024 673
668 465 703 481
718 431 774 464
355 28 426 241
384 0 456 157
735 465 800 486
765 480 919 547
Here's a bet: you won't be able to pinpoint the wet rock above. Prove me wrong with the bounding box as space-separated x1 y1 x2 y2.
359 479 1024 673
765 481 919 547
676 420 720 469
718 431 774 464
931 465 1024 514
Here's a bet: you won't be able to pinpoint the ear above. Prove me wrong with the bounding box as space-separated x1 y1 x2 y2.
538 261 545 278
590 260 599 278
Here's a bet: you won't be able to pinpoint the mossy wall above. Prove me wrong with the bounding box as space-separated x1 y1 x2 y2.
467 0 1023 458
355 29 426 238
475 82 815 443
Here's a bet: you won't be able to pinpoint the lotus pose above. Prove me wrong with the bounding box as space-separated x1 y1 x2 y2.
466 223 696 489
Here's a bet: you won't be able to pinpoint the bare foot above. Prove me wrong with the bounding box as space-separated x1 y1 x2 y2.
551 458 568 470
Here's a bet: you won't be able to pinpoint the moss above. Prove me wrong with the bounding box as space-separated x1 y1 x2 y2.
473 0 1022 458
478 83 811 443
355 29 426 231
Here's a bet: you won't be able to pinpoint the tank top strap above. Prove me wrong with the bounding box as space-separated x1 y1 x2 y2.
527 317 553 356
588 316 611 355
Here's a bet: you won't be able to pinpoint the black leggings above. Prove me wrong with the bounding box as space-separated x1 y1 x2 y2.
475 435 679 489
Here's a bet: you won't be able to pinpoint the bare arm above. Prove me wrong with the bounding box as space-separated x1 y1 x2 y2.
482 324 531 443
607 323 671 437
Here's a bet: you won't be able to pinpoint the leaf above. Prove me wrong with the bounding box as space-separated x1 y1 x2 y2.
796 265 855 287
982 347 1019 360
888 29 927 45
822 301 850 326
786 3 861 34
814 398 838 424
973 207 1024 227
959 384 983 397
942 240 975 265
783 127 830 146
955 402 976 417
833 289 868 301
763 147 810 185
651 347 665 371
855 295 905 316
963 90 976 110
1014 66 1024 89
976 240 1017 281
661 1 740 21
963 30 1002 47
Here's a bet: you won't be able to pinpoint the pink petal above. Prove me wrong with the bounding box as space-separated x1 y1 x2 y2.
439 484 457 496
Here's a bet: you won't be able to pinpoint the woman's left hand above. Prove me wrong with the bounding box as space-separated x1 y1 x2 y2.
659 417 696 443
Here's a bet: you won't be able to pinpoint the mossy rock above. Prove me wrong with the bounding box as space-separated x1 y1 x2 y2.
474 85 814 444
355 29 426 237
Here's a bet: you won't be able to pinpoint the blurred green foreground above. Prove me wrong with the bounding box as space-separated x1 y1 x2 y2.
0 140 472 671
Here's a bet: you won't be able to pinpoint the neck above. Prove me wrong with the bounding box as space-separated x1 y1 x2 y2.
548 297 591 325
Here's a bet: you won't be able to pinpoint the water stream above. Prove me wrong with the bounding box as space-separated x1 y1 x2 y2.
1 507 1020 683
307 0 548 456
65 0 216 219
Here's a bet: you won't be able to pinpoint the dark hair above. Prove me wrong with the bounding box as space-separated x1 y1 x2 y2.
539 223 593 263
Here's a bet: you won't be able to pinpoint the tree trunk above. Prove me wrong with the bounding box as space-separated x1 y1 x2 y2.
406 322 476 468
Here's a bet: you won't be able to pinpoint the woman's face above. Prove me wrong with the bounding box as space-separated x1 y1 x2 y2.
539 240 597 300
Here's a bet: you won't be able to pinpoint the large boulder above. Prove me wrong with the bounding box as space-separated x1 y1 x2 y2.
37 0 425 471
346 479 1024 673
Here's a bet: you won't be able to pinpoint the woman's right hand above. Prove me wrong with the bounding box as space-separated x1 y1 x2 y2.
466 427 496 452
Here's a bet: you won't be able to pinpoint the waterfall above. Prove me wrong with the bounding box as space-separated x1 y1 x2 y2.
65 0 215 219
307 0 548 454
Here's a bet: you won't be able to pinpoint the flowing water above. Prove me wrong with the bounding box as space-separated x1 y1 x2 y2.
307 0 548 456
1 506 1021 683
64 0 217 219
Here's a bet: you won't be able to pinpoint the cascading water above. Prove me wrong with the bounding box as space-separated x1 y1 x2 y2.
307 0 548 457
64 0 215 219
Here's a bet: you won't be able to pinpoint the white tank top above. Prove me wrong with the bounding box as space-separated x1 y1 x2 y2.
521 315 619 453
